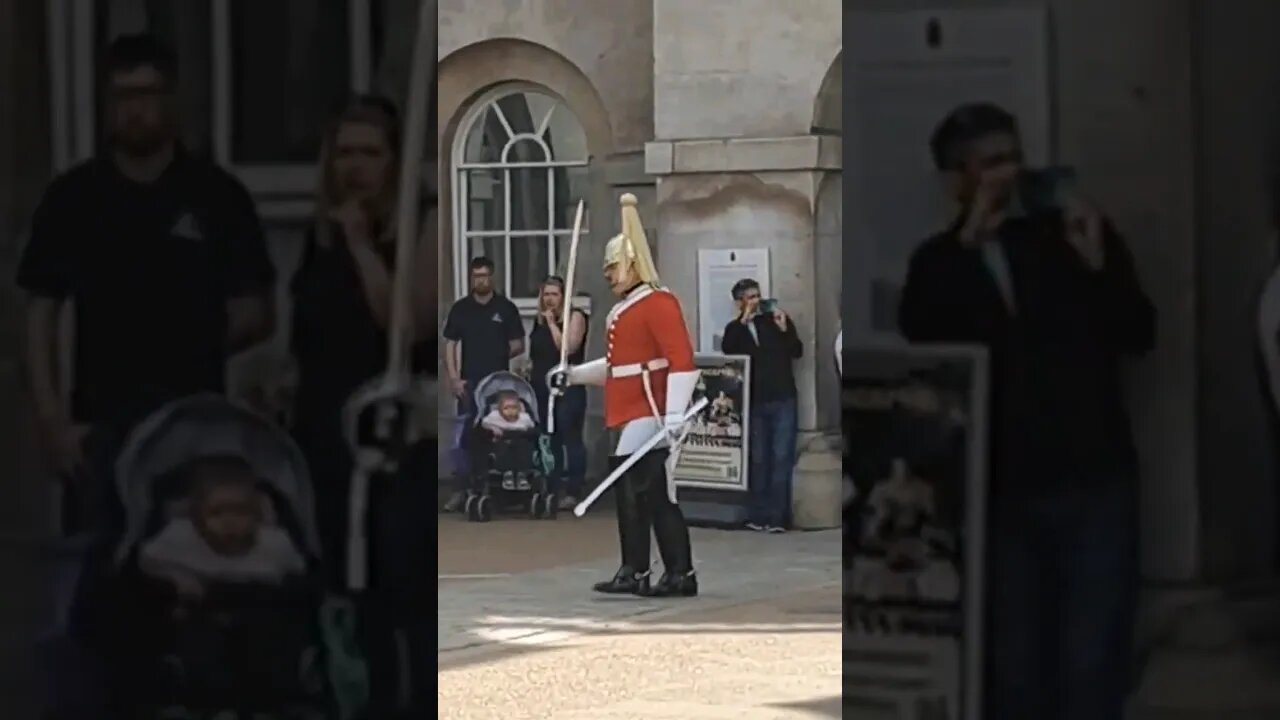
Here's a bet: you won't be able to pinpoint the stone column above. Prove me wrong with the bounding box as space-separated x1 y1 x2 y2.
646 135 842 528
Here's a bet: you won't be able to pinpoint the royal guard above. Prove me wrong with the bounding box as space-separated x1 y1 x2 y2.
548 193 700 598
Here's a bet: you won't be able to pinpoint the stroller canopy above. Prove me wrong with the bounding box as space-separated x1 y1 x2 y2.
472 371 540 426
112 394 320 566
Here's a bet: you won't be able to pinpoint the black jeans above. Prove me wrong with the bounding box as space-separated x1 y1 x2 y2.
549 388 587 498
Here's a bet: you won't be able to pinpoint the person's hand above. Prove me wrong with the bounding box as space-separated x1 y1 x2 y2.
546 364 571 397
449 376 467 399
330 199 372 246
492 428 504 438
773 309 789 331
958 173 1008 246
738 300 757 324
542 310 558 327
37 413 89 478
1063 195 1105 271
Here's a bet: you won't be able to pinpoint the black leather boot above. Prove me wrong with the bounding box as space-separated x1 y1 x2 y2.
644 569 698 598
592 566 650 595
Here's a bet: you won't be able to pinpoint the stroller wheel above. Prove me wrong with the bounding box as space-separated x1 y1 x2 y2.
529 492 543 519
543 492 558 520
476 495 494 522
464 493 478 521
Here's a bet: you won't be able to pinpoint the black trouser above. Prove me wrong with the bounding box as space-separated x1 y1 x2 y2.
611 449 693 574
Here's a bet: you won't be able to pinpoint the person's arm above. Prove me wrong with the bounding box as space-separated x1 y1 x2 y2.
720 320 751 355
25 297 66 427
1085 221 1156 356
898 238 1000 344
781 315 804 358
504 300 525 358
548 309 587 356
220 175 277 353
645 293 700 423
443 303 465 394
16 178 85 472
346 235 394 330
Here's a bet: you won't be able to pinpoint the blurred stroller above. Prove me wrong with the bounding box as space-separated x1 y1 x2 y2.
463 371 556 522
102 395 342 719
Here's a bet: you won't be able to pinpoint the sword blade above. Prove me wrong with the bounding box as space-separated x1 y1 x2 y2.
550 199 585 435
573 396 709 517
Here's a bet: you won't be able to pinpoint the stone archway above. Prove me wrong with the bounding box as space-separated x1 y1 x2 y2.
813 51 843 429
813 50 842 135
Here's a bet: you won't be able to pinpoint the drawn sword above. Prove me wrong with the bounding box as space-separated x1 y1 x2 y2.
547 199 585 434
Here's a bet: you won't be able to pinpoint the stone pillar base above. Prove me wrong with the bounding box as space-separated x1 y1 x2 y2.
791 431 841 530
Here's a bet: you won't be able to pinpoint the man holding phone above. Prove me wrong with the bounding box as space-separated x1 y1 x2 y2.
722 279 804 532
899 103 1155 720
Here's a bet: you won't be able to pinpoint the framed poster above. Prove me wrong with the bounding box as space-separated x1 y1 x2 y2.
672 353 751 492
843 343 989 720
696 248 771 352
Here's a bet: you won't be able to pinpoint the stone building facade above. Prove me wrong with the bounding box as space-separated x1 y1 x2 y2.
3 0 1280 586
437 0 845 525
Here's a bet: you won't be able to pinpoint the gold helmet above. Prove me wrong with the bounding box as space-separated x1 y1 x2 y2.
602 193 660 286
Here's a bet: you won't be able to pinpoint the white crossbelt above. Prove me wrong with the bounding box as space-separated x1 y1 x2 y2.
609 358 669 378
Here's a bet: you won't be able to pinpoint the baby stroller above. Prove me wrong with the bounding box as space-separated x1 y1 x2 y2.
463 371 556 522
103 395 339 719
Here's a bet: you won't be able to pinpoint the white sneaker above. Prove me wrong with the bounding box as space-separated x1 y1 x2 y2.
559 494 578 511
767 525 787 534
745 522 767 532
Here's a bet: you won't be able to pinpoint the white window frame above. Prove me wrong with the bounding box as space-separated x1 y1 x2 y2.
51 0 374 205
451 84 590 314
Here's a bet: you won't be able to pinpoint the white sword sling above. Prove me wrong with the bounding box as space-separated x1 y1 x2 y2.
573 396 708 517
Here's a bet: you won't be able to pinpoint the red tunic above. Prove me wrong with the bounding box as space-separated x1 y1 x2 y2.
603 286 696 429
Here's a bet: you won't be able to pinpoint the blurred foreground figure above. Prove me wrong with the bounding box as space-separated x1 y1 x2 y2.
899 103 1155 720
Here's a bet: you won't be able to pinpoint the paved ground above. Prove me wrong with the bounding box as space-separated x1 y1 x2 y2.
438 515 842 718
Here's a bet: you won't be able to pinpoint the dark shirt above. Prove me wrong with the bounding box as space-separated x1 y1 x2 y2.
290 224 394 427
898 211 1156 490
721 312 804 404
529 308 589 415
16 152 274 428
529 308 589 387
442 293 523 387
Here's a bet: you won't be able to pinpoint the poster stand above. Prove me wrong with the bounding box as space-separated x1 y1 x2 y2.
843 343 989 720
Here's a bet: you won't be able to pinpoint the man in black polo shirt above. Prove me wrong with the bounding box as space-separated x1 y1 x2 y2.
442 256 524 510
17 35 275 701
21 32 275 496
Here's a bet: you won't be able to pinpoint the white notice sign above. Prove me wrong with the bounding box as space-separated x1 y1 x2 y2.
696 249 771 352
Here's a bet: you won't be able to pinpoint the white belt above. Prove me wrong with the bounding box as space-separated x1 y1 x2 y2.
609 358 669 378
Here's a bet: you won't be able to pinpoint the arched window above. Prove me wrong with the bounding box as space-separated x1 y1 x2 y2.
453 87 590 308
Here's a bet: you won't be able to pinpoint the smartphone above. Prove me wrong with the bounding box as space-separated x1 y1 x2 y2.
760 298 779 314
1019 166 1077 214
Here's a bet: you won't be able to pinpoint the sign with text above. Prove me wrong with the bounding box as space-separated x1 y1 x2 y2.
844 343 989 720
696 248 771 352
673 353 751 492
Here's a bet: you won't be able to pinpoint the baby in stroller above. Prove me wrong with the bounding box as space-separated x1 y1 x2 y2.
139 455 306 601
479 390 537 488
463 371 555 521
108 397 331 719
